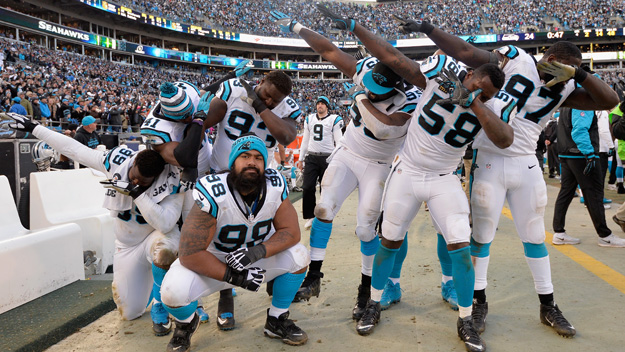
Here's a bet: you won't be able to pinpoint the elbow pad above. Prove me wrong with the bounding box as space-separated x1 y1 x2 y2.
355 96 409 140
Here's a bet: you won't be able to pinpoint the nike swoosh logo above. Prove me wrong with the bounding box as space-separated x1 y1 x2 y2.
465 342 485 351
217 317 229 325
529 165 537 169
172 346 184 351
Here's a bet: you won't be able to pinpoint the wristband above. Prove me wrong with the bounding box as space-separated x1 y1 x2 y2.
574 67 588 84
421 21 435 35
292 22 304 34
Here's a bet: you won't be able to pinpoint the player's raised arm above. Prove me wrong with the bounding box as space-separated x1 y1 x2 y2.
314 4 426 89
269 11 357 77
393 15 494 69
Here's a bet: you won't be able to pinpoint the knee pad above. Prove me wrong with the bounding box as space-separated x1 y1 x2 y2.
471 181 495 211
445 213 471 244
288 243 311 270
355 224 377 243
314 202 336 221
151 237 178 268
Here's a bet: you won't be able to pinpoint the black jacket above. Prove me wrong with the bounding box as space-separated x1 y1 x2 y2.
556 107 599 157
74 127 102 149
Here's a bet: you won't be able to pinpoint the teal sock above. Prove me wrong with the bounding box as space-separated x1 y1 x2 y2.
164 300 198 321
437 234 453 277
151 263 167 302
310 218 332 249
372 244 400 291
272 272 306 309
390 233 408 278
448 246 474 308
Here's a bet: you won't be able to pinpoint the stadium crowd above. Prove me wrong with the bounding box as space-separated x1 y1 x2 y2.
0 37 346 132
119 0 623 40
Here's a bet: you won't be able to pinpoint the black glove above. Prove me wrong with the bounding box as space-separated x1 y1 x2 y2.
238 78 268 114
4 112 39 133
100 179 148 199
180 167 198 191
225 244 266 271
315 4 356 31
392 15 435 35
583 155 596 175
223 266 265 292
608 148 615 157
437 68 482 108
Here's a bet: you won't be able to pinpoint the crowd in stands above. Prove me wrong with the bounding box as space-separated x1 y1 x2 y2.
0 37 347 134
114 0 623 40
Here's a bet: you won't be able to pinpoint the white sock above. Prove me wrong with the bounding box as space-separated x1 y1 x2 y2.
389 277 400 285
441 275 453 284
178 312 195 323
268 305 288 318
458 305 472 319
525 255 553 294
361 254 374 276
310 247 326 261
474 256 490 291
371 287 383 302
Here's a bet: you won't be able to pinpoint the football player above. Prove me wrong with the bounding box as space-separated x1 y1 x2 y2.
160 134 310 351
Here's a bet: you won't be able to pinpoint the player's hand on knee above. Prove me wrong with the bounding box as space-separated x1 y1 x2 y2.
225 244 267 271
223 266 266 292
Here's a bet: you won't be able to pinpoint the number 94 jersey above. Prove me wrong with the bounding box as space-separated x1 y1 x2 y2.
401 55 486 174
193 168 289 254
210 78 302 170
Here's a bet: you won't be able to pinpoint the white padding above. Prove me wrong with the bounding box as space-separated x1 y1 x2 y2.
30 169 115 274
0 176 83 313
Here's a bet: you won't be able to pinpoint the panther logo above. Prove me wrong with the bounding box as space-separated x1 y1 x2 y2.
372 73 388 84
241 141 252 150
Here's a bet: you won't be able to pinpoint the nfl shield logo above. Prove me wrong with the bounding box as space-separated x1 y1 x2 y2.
486 163 492 169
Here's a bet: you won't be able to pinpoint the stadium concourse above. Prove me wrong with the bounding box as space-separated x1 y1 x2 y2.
35 182 625 352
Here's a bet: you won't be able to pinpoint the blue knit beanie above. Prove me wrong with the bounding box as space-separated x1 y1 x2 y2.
228 134 268 170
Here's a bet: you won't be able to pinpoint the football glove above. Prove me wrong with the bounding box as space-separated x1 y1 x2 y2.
316 4 355 32
225 244 267 271
223 266 265 292
180 167 198 191
3 112 39 133
197 92 214 113
392 15 434 35
100 179 148 199
536 61 587 87
239 78 268 113
583 155 596 175
269 11 299 33
343 82 365 100
233 59 252 77
437 68 482 108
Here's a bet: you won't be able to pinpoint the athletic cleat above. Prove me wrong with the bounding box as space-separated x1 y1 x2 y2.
166 313 199 352
612 215 625 232
471 299 488 334
217 289 235 330
196 306 209 324
264 309 308 345
352 284 371 320
293 271 323 302
597 233 625 248
552 232 581 245
266 278 274 296
540 303 576 337
356 299 381 336
379 280 402 310
441 280 459 310
304 218 314 230
457 316 486 352
604 198 613 204
151 302 172 336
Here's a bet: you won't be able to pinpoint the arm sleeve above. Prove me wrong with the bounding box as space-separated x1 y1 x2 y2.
571 109 595 155
332 116 344 145
173 123 202 168
133 192 184 234
32 125 109 174
205 72 236 94
299 117 310 159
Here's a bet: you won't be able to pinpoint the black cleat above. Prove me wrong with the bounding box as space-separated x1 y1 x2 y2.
540 303 576 337
166 313 199 352
263 309 308 345
457 316 486 352
472 299 488 334
293 271 323 302
352 284 371 320
356 299 381 336
217 289 235 330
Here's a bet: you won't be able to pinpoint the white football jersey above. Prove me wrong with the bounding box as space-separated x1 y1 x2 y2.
341 57 421 163
473 45 576 156
302 113 343 155
210 78 302 170
400 54 486 174
193 168 289 254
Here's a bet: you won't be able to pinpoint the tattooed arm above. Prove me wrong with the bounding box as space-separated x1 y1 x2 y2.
351 23 427 89
263 198 302 257
179 203 227 279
